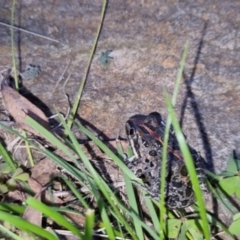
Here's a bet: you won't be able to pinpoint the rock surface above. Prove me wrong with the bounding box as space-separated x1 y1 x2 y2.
0 0 240 233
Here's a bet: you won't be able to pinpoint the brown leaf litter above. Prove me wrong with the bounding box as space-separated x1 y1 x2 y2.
1 79 50 138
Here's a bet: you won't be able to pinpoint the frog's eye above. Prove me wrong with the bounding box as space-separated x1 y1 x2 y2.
129 127 135 136
125 121 137 137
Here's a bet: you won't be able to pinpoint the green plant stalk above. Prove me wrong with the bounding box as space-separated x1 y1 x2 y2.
66 0 108 133
0 223 25 240
54 175 90 209
66 116 146 239
123 174 144 240
26 197 83 238
144 198 160 234
159 43 188 239
11 0 19 90
75 122 139 181
0 203 25 214
0 210 58 240
23 130 34 167
116 141 144 240
0 142 16 171
84 209 95 240
164 90 210 240
171 42 188 106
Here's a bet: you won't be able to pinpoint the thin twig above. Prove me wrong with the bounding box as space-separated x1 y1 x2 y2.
10 0 18 90
51 60 71 95
0 21 61 43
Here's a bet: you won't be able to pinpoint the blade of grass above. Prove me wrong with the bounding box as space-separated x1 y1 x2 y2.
26 197 83 238
75 121 139 182
0 142 16 171
60 114 144 239
116 141 144 240
0 223 25 240
53 175 90 209
144 197 160 234
0 203 25 214
24 116 82 169
0 210 58 240
22 130 34 167
10 0 19 90
160 43 188 239
164 90 210 240
171 42 189 106
84 209 95 240
66 0 108 133
123 173 144 240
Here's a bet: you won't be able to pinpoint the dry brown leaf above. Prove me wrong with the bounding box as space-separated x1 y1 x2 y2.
29 159 64 205
30 158 58 186
23 191 42 227
1 81 51 137
64 208 86 227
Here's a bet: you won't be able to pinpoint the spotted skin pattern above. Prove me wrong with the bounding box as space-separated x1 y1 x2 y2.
125 112 208 209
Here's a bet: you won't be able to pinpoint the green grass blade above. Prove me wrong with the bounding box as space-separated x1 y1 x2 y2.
10 0 18 90
164 90 210 240
26 197 83 238
61 115 122 239
116 141 144 240
84 209 95 240
66 0 108 132
144 198 160 234
160 43 188 239
100 204 116 240
171 43 188 106
25 116 77 162
75 121 139 182
0 223 25 240
0 210 58 240
54 175 90 209
0 142 16 171
0 203 25 214
159 116 170 238
67 122 139 238
22 130 34 167
124 173 144 240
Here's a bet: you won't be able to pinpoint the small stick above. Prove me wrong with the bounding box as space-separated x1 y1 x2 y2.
0 21 61 43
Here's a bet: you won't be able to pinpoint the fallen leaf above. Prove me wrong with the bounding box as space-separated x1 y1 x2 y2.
29 160 64 205
1 81 50 137
23 192 42 227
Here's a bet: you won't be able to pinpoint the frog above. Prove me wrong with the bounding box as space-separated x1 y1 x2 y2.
125 112 208 209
